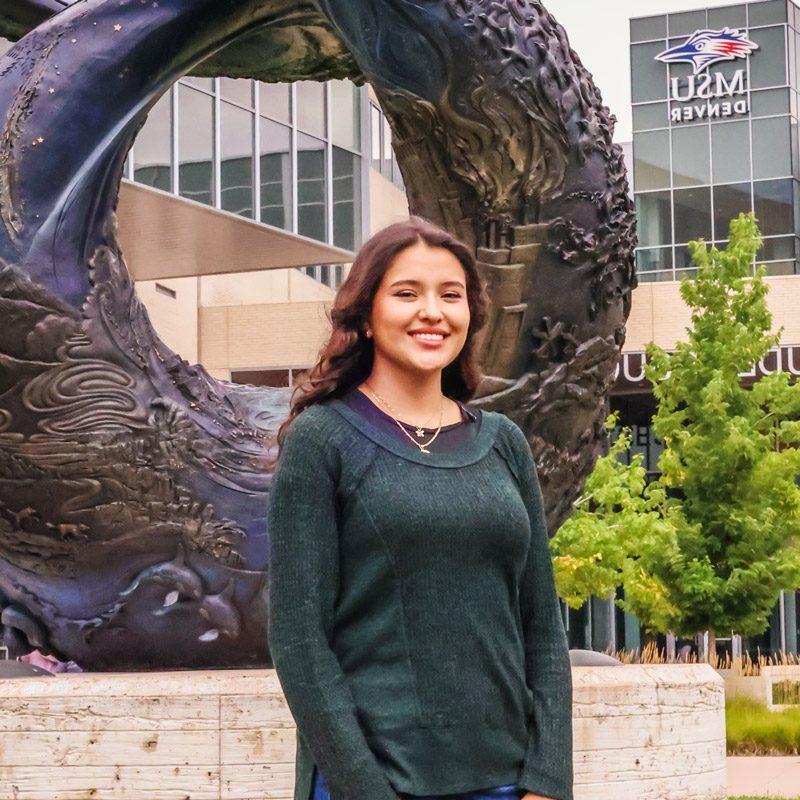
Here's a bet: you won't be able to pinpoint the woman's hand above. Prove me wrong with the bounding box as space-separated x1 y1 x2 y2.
521 794 556 800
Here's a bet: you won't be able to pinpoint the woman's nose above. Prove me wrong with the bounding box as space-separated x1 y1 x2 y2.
419 294 444 320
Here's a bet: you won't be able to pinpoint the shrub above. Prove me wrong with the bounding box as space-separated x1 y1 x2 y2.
727 695 800 755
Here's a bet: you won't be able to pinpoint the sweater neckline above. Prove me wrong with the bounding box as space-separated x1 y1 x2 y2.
325 397 501 467
349 387 477 431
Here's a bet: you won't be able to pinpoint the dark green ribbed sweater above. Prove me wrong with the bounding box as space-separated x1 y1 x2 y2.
266 398 573 800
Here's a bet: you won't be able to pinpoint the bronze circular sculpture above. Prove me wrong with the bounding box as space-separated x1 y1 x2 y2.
0 0 636 669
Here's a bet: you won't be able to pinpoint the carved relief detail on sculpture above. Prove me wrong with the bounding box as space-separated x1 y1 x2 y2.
0 0 636 669
0 31 58 240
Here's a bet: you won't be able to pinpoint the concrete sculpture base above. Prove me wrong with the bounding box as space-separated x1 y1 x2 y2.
574 665 726 800
0 670 295 799
0 665 725 800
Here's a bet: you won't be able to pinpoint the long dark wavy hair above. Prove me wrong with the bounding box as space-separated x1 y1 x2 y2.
274 216 490 456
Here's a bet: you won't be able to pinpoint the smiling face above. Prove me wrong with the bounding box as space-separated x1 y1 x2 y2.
367 239 471 378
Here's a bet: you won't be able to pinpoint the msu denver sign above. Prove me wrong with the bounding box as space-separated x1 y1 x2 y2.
656 28 758 123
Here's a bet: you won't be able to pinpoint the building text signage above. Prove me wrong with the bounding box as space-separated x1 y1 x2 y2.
655 28 758 124
614 345 800 394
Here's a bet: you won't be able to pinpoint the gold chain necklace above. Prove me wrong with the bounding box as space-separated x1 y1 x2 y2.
363 383 444 455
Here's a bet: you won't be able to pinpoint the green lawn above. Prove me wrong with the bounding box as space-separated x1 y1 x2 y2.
727 696 800 755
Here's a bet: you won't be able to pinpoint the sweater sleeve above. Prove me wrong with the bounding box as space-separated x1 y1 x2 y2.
267 414 399 800
507 422 574 800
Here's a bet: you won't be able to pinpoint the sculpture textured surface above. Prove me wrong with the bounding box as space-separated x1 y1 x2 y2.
0 0 636 669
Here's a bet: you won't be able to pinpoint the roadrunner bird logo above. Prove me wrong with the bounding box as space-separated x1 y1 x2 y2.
656 28 758 75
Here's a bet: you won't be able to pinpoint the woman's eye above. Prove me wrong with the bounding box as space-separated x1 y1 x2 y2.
393 290 462 299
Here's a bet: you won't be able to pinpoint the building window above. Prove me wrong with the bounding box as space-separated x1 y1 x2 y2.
371 103 382 172
711 122 751 184
752 117 792 179
633 102 668 132
750 1 788 27
370 102 404 190
331 80 361 152
667 10 707 37
631 42 669 103
301 263 349 290
220 102 255 218
753 179 793 236
333 146 361 251
674 245 697 271
382 115 393 181
673 186 712 244
260 83 291 125
750 26 787 90
630 16 666 44
219 78 253 108
178 85 214 206
297 133 327 242
636 191 672 248
760 235 796 261
751 88 791 117
183 76 214 91
671 125 710 187
709 5 746 28
614 423 664 478
134 91 172 192
636 247 673 273
260 118 292 230
714 183 752 241
633 129 671 191
296 81 326 138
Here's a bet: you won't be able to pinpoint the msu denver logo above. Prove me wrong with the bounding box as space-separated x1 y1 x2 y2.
656 28 758 75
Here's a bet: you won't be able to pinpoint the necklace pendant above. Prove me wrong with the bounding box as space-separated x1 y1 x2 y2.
419 447 431 454
415 428 425 437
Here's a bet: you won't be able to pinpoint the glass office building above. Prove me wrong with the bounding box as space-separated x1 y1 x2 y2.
632 0 800 281
600 1 800 658
128 75 366 264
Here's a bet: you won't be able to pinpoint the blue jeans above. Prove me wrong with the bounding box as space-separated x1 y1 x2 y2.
311 766 523 799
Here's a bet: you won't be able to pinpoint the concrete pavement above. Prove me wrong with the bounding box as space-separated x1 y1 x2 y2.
728 756 800 798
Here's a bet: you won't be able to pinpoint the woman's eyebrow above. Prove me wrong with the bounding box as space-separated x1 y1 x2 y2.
389 279 466 288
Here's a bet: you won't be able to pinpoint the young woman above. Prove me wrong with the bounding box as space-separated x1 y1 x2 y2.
267 217 573 800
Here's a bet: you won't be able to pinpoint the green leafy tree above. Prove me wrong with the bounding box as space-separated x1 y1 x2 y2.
551 413 680 633
551 214 800 646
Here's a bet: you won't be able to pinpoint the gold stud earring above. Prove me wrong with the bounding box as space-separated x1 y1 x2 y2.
365 328 372 338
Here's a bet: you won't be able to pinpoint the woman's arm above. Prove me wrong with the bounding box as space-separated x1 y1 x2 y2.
507 423 574 800
267 417 399 800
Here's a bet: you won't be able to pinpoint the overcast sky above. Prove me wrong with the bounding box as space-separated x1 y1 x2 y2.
544 0 764 142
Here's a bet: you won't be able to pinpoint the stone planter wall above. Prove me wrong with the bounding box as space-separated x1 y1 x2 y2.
573 664 726 800
721 665 800 710
0 665 726 799
0 670 295 800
